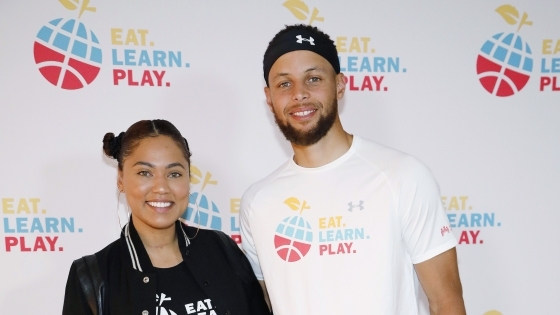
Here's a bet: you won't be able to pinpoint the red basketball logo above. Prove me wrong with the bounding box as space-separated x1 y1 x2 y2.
33 18 102 90
476 5 534 97
476 32 532 97
274 216 313 262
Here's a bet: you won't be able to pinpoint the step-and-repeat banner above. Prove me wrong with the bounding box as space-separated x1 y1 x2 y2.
1 1 559 314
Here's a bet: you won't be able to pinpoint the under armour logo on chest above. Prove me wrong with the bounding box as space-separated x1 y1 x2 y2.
296 35 315 45
348 200 364 212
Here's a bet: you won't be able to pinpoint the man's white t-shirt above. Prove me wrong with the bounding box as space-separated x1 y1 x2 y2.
240 136 456 315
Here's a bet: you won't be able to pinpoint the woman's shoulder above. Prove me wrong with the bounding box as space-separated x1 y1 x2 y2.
181 225 239 255
69 237 123 273
182 222 226 239
69 238 120 264
94 238 121 258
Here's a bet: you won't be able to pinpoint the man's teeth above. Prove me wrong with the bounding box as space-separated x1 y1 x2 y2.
293 110 314 116
147 201 172 208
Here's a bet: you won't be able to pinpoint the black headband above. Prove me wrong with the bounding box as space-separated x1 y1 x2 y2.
263 28 340 86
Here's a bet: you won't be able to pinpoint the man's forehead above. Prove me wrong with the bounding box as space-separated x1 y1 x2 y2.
269 50 334 75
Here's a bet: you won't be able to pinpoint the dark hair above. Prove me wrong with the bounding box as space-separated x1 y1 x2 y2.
102 119 191 170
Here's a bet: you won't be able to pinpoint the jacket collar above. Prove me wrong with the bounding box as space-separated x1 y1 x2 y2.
120 218 190 273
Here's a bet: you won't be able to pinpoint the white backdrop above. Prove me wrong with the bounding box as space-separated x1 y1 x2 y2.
1 1 559 314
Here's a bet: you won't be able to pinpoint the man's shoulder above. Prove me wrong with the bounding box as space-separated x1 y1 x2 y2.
354 136 421 165
354 136 434 180
241 159 292 206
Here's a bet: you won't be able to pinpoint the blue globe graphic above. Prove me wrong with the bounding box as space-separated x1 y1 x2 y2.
274 215 313 261
476 32 533 96
182 192 222 230
479 32 533 72
276 216 313 242
34 18 102 89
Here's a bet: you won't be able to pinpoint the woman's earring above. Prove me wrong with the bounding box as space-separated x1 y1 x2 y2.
187 193 200 240
117 190 123 230
117 189 127 230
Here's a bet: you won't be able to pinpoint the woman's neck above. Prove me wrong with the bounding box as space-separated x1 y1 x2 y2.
133 220 183 268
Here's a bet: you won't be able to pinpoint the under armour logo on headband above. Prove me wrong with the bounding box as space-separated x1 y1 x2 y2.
296 35 315 45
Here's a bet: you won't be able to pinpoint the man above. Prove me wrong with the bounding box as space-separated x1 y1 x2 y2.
240 24 466 315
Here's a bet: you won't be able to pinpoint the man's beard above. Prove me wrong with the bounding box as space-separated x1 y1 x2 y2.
273 100 338 146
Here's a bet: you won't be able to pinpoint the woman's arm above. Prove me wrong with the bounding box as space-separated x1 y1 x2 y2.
62 261 95 315
215 231 271 315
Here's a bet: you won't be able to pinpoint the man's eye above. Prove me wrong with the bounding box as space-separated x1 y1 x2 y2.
279 82 291 88
309 77 320 82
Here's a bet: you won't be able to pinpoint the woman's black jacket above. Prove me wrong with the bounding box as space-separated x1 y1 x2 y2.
62 220 270 315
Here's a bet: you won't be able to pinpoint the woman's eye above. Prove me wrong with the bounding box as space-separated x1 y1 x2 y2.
169 172 182 178
279 82 290 88
138 170 151 177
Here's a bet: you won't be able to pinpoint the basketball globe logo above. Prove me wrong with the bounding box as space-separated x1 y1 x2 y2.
274 216 313 262
274 197 313 262
33 1 101 90
182 166 222 230
476 5 533 97
183 192 222 230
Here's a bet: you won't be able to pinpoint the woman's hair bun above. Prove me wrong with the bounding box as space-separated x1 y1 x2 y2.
102 132 124 159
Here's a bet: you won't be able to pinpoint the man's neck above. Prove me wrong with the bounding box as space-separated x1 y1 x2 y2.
291 121 353 168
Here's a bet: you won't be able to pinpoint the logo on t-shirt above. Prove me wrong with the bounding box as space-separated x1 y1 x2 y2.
347 200 364 211
157 293 179 315
156 293 217 315
272 197 372 262
273 197 313 262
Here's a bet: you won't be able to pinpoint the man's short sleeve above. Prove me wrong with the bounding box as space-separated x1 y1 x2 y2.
397 158 457 264
240 190 264 280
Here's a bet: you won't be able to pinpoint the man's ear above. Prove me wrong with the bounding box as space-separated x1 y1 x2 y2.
335 73 346 100
264 86 273 112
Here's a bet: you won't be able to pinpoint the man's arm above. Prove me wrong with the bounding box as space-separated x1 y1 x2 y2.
259 280 272 312
258 280 272 312
414 247 466 315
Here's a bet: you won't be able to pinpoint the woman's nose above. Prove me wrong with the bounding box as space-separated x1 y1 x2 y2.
152 175 170 194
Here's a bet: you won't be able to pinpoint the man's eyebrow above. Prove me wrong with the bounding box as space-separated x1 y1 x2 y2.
272 72 290 80
272 66 324 80
305 66 323 73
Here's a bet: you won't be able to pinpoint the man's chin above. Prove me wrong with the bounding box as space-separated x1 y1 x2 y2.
281 128 325 146
274 102 338 146
288 124 317 135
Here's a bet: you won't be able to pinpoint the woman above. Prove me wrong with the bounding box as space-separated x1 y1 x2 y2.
62 119 270 315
